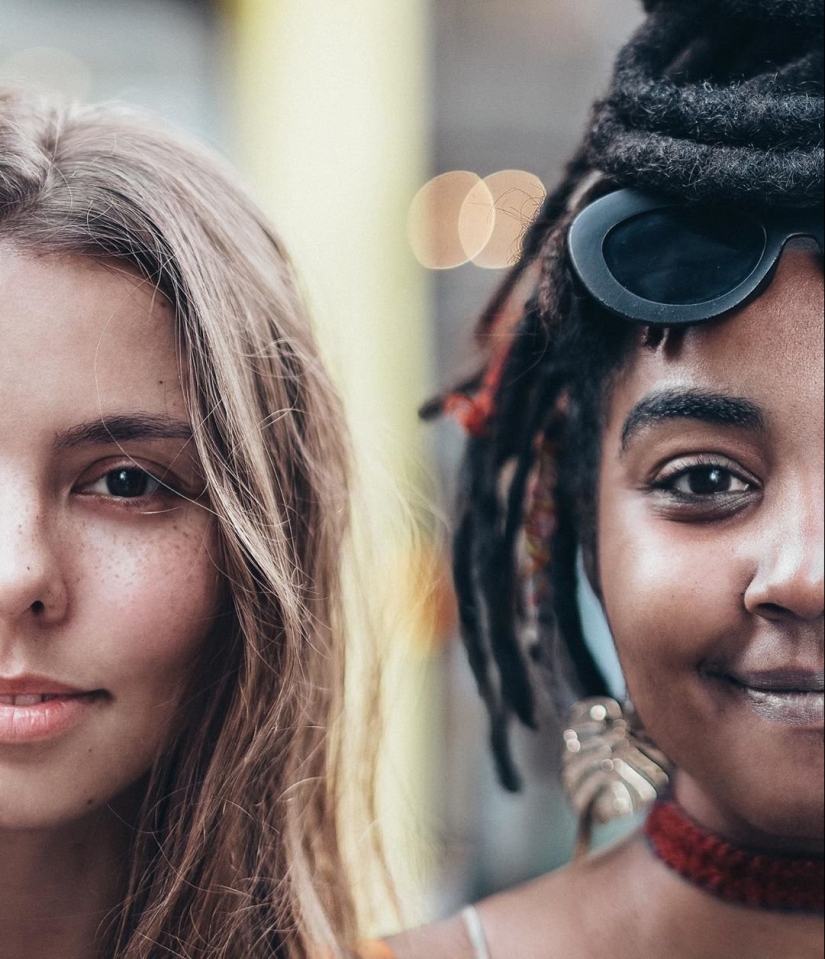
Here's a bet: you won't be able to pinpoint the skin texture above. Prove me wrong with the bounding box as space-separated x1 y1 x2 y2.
390 251 824 959
0 249 221 959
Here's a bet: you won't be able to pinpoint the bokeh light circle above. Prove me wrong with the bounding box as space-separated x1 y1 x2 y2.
0 47 93 101
409 171 495 270
472 170 547 270
458 177 498 265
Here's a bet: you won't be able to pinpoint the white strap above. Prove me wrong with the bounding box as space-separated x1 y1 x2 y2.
461 906 491 959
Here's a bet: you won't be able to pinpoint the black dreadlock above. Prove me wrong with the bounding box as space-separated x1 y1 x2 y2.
440 0 825 791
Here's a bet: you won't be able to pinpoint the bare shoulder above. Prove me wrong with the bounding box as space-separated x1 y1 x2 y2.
384 915 473 959
477 836 648 959
386 837 647 959
476 863 583 957
384 864 590 959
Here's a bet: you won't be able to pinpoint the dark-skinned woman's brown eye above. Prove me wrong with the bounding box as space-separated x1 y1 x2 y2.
668 467 751 497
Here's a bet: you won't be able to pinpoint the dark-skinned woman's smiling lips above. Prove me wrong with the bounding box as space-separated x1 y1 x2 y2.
0 675 108 745
705 667 825 729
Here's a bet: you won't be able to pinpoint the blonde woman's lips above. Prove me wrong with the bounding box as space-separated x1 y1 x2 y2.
0 677 103 745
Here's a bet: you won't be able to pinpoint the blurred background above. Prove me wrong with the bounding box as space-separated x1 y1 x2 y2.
0 0 643 929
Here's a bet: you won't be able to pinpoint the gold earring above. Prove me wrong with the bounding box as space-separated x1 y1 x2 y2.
562 697 672 859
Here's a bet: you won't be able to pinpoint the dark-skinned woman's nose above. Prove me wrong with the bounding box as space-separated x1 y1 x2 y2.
744 486 825 624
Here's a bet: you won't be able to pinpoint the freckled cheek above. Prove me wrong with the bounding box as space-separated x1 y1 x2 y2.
67 511 222 691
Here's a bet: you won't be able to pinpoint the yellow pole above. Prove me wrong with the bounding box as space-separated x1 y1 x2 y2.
229 0 428 467
227 0 435 930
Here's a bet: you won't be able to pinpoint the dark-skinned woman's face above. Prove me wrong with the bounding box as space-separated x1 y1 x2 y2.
597 249 824 847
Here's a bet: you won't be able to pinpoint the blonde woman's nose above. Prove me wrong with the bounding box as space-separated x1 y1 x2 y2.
0 502 68 625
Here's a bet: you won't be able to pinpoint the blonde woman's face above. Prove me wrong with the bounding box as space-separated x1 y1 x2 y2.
0 249 221 829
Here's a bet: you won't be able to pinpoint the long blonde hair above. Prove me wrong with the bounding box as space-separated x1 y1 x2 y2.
0 88 365 957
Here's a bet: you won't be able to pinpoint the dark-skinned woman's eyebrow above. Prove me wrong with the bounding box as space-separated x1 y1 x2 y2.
53 413 194 452
620 389 767 453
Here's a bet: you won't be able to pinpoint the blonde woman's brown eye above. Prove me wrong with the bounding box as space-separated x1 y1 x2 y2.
91 468 163 500
669 466 750 497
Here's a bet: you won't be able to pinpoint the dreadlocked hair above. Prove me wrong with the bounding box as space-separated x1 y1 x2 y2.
436 0 824 791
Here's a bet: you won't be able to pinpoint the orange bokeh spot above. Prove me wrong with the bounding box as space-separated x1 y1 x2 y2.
360 942 396 959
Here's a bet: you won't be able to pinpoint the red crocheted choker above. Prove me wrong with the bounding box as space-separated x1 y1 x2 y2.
645 800 825 914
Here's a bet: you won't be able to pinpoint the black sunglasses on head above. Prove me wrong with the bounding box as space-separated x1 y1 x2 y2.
568 188 824 327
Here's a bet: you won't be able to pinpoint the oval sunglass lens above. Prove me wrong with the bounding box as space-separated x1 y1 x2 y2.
603 207 766 305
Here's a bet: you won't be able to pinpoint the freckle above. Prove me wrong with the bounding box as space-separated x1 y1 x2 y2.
86 798 94 806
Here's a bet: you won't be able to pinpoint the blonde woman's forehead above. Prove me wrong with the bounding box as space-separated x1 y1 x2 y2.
0 249 185 430
0 245 173 324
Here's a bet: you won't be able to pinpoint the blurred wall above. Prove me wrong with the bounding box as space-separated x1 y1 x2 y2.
0 0 224 141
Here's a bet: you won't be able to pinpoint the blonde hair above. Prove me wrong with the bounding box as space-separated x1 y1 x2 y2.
0 88 365 957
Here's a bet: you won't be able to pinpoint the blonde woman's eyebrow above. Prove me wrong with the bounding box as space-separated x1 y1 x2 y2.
53 414 194 452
